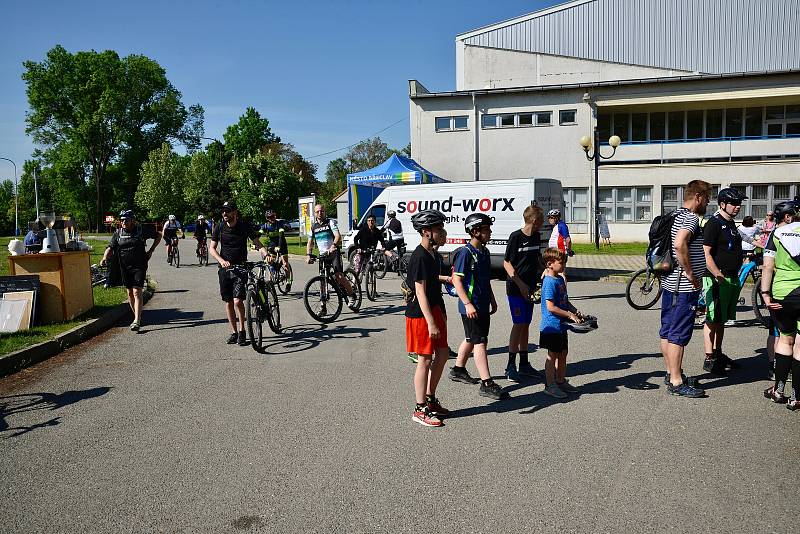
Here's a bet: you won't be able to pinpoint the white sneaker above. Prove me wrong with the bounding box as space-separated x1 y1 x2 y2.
544 383 568 399
724 319 735 326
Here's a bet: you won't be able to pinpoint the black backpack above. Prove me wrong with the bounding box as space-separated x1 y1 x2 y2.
646 210 679 273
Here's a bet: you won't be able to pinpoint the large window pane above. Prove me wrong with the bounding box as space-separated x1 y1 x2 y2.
518 113 533 126
613 113 629 142
663 187 679 202
706 109 723 138
751 185 768 199
616 187 632 202
745 107 763 137
636 206 652 221
559 109 577 125
500 114 515 127
650 112 666 141
726 108 743 138
482 114 497 128
751 204 768 220
435 117 451 131
454 116 468 129
598 188 613 203
636 188 651 202
631 113 647 142
535 112 552 126
686 110 703 139
599 206 613 221
787 105 800 119
774 184 791 200
767 123 783 137
787 123 800 136
616 206 633 221
766 106 785 120
573 188 588 204
572 207 588 222
598 114 612 141
668 111 684 140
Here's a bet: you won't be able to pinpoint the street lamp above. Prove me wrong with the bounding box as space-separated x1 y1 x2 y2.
0 157 19 236
579 132 621 249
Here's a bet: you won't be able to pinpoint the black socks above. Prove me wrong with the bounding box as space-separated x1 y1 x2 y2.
519 351 529 366
774 353 792 394
507 352 516 367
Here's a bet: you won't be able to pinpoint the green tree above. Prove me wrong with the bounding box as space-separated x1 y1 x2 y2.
184 149 230 217
344 137 391 173
223 107 280 160
135 143 188 220
23 45 204 230
0 180 15 235
229 152 304 221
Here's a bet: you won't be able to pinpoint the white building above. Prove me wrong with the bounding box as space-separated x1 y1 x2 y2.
409 0 800 242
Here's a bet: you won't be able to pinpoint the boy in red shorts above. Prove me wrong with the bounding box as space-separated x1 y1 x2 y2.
406 210 450 427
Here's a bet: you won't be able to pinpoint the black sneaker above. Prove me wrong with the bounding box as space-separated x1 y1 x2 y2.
717 353 740 370
238 331 248 346
702 357 726 376
226 332 238 344
479 381 509 400
449 366 479 384
667 382 705 398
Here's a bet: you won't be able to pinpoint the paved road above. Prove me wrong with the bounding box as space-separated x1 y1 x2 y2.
1 245 797 533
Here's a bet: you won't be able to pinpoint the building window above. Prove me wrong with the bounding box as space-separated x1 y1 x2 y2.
598 114 611 140
686 111 703 140
435 115 468 132
706 109 724 138
482 114 498 129
765 105 800 138
744 107 763 137
650 112 666 141
599 186 652 222
725 108 743 138
613 113 629 142
518 113 533 126
563 188 589 223
730 183 798 221
535 111 552 126
559 109 577 125
500 114 515 127
668 111 684 141
662 185 720 218
631 113 647 142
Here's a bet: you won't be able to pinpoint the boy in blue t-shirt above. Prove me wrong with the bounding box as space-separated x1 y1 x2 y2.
540 247 584 399
449 213 508 401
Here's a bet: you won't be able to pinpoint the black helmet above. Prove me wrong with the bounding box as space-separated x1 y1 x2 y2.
411 210 447 232
774 200 799 220
717 187 747 204
119 209 134 220
464 213 493 234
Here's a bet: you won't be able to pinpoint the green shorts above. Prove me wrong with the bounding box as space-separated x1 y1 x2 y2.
703 276 741 324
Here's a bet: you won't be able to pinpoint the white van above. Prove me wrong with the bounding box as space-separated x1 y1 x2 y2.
343 178 563 268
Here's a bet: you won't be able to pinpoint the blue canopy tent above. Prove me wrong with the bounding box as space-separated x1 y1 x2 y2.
346 154 447 229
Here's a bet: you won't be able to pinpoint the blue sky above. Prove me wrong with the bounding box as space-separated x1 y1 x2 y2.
0 0 558 183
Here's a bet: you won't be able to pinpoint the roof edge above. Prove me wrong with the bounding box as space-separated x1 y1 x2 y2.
456 0 594 41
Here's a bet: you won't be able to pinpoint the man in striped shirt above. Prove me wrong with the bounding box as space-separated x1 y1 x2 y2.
659 180 711 398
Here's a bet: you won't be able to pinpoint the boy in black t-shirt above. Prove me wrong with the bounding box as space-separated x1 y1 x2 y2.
405 210 449 427
503 205 544 381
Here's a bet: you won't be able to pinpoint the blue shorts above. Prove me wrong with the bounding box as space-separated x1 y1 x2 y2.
508 295 534 325
659 290 700 347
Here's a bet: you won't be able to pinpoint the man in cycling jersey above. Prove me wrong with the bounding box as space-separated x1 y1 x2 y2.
547 209 572 256
353 214 386 273
195 214 209 256
210 200 269 346
382 210 405 258
162 215 183 260
261 208 293 289
305 203 357 309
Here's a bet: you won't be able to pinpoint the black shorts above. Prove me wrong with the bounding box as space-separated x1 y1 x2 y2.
270 242 288 256
323 250 343 273
120 265 146 289
539 331 568 353
461 312 490 345
218 266 248 302
164 232 178 244
772 288 800 336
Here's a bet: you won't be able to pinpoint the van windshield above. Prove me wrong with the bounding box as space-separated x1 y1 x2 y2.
361 205 386 227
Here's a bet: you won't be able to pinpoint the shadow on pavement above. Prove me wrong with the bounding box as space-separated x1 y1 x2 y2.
136 308 228 333
259 323 386 354
571 292 625 301
0 386 112 438
155 289 190 294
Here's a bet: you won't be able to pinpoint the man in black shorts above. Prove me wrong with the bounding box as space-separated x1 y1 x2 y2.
101 210 162 332
209 200 269 346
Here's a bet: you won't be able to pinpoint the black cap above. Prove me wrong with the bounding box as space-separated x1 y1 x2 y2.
222 200 237 211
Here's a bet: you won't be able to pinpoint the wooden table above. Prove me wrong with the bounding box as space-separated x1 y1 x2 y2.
8 251 93 324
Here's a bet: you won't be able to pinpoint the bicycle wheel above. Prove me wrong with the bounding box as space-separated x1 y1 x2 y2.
625 268 662 310
751 275 769 327
398 253 409 278
263 281 281 334
174 247 180 268
276 264 292 294
303 275 343 323
344 268 362 311
167 249 173 265
364 265 378 301
374 253 387 279
246 286 264 350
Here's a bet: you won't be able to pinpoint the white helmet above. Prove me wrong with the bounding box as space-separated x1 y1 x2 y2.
547 209 561 218
197 214 205 220
168 214 176 220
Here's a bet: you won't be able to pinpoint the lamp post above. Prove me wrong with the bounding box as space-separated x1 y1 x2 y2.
579 132 621 249
0 157 19 236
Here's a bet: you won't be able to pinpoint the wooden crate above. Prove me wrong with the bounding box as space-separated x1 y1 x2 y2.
8 251 93 324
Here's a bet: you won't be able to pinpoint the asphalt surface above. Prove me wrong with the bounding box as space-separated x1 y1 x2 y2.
1 245 797 533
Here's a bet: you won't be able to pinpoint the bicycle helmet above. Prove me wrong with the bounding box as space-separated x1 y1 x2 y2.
774 200 799 220
547 209 561 218
265 208 276 218
567 314 599 333
197 214 205 220
717 187 747 204
387 210 396 218
119 209 134 220
168 214 176 220
411 210 447 232
464 213 493 234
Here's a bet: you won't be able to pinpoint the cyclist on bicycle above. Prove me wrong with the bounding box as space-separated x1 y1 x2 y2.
209 200 269 346
382 210 405 261
162 215 183 260
306 203 357 309
353 214 386 274
195 214 210 256
260 208 293 288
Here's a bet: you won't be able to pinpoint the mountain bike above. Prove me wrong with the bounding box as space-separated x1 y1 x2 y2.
377 243 408 279
348 247 380 301
232 261 280 352
166 237 180 268
625 264 662 310
303 252 361 323
196 237 209 266
265 249 292 295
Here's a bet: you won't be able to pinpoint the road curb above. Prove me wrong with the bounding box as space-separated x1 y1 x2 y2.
0 281 157 378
